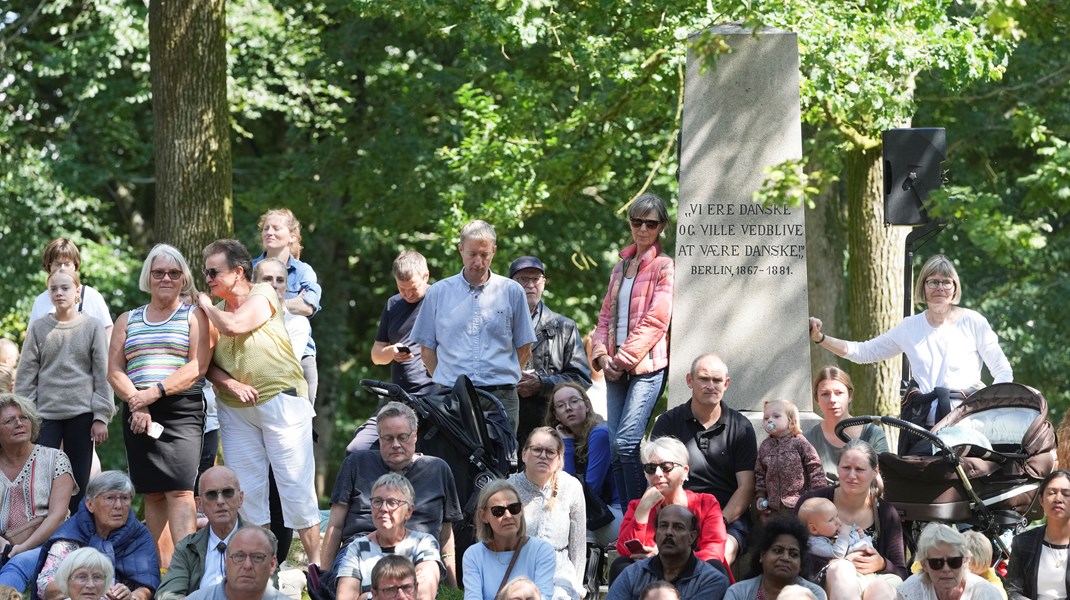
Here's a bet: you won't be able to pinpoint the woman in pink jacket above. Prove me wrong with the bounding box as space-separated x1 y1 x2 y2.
592 192 674 508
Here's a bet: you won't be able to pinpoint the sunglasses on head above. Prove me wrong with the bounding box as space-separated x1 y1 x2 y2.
203 487 237 502
642 461 680 475
926 556 964 570
486 502 523 518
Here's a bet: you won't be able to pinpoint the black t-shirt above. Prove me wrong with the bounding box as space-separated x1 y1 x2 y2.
375 293 434 394
650 400 757 509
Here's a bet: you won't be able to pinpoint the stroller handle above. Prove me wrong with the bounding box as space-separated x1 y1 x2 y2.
836 415 958 460
361 379 405 399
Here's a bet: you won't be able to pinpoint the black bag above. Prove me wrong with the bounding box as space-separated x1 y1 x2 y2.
583 542 606 599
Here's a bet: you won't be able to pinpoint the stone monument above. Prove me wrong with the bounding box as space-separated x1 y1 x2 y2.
671 25 814 421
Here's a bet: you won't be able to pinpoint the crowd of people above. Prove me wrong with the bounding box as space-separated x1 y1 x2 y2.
0 196 1059 600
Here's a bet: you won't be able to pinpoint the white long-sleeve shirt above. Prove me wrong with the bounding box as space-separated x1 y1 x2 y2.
844 309 1012 395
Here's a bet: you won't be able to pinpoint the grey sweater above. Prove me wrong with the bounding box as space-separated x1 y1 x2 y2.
15 314 114 422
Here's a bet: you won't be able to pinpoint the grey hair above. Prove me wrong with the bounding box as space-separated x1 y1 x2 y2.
392 251 429 281
55 547 115 596
230 524 279 557
459 220 496 245
377 401 418 433
86 471 135 499
627 192 669 224
641 436 689 468
915 523 967 569
0 393 42 441
372 473 416 505
914 254 961 306
253 257 288 281
777 585 818 600
139 243 197 296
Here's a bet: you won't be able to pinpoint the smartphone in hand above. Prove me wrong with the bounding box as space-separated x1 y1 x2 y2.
624 539 645 554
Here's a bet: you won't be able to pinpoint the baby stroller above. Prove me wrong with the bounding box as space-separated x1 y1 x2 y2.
360 375 517 512
836 383 1057 558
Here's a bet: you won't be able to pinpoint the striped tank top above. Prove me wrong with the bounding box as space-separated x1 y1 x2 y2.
124 303 205 393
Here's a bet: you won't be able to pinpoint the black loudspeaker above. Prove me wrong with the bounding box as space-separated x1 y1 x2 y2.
882 128 946 225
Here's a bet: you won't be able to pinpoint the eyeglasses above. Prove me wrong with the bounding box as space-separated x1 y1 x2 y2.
925 279 955 290
514 276 544 287
202 267 232 280
1 415 30 428
553 397 584 411
70 572 107 585
203 487 237 502
150 269 184 281
380 432 413 446
629 218 663 230
926 556 964 570
486 502 523 518
371 497 410 511
642 462 681 475
376 583 417 598
526 446 558 459
96 493 133 506
228 552 270 565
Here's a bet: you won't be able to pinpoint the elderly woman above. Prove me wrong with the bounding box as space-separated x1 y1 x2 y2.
108 244 211 568
591 193 674 507
797 440 905 600
336 474 442 600
197 239 321 566
463 480 556 600
53 547 114 600
0 394 77 590
725 517 827 600
897 524 1001 600
613 436 727 580
33 471 158 600
803 367 889 483
508 427 585 599
545 382 621 545
809 255 1012 453
1005 470 1070 600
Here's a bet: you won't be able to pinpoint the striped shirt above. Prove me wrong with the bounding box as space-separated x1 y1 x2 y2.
124 303 205 393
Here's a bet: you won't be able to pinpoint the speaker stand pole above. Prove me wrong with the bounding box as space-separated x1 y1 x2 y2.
900 220 945 394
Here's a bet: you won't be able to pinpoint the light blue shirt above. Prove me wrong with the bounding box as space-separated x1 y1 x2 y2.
411 270 536 387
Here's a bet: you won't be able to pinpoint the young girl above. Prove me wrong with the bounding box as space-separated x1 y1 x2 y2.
754 399 827 517
14 269 114 513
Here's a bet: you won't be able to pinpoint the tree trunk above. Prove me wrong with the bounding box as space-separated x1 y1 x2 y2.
806 162 848 379
845 146 906 417
149 0 232 262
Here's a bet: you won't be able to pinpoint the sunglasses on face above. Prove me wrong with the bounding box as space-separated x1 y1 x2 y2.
926 556 964 570
150 269 184 281
486 502 523 518
202 267 231 280
629 218 662 230
642 461 680 475
203 487 237 502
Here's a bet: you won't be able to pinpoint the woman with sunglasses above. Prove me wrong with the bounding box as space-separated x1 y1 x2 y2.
463 480 556 600
612 436 727 582
196 239 321 567
508 427 585 600
336 474 442 600
107 244 211 569
545 382 622 546
897 523 1001 600
591 193 674 509
1005 470 1070 600
808 255 1012 454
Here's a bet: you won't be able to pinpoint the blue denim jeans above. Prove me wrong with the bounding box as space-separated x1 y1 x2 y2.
0 545 41 592
605 368 666 510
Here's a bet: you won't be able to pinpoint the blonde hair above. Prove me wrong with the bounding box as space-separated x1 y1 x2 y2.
764 399 802 435
797 497 836 531
962 530 993 572
495 577 540 600
474 480 526 544
914 254 961 306
524 427 563 511
543 383 605 468
258 208 304 259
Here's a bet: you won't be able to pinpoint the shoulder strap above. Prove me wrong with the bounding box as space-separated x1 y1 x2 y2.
496 536 528 595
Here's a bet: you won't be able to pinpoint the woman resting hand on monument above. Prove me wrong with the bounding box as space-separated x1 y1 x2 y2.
808 254 1012 453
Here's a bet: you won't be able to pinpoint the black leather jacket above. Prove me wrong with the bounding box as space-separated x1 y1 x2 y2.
528 302 593 401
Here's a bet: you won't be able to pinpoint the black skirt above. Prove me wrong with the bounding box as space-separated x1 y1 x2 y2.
123 392 206 492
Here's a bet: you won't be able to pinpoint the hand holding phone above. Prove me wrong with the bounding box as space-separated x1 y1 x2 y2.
396 344 411 354
624 539 645 554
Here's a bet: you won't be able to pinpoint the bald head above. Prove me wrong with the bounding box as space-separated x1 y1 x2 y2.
686 353 730 408
198 466 243 536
